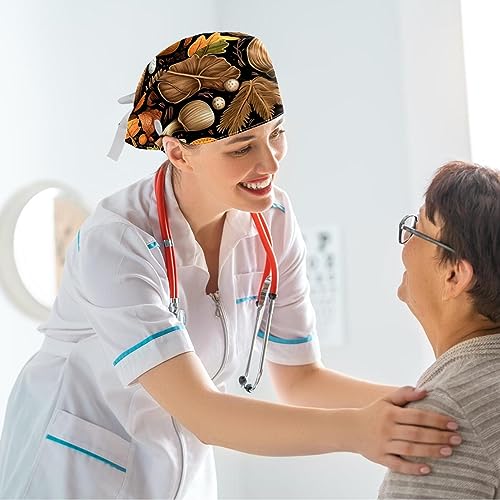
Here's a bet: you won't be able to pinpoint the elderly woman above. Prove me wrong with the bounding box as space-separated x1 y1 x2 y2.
379 161 500 499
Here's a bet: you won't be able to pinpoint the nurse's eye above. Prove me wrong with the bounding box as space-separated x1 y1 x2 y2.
231 145 251 157
271 128 286 139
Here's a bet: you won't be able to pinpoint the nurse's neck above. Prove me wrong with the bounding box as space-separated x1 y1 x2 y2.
171 167 226 251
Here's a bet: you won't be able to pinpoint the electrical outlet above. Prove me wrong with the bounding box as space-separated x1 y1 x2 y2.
302 226 344 346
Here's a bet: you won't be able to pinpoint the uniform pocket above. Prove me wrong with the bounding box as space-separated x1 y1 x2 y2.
24 409 132 499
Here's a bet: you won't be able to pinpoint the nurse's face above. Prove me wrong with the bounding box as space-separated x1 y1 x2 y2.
180 116 287 213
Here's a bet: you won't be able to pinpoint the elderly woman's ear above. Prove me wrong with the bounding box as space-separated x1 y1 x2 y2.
442 259 474 301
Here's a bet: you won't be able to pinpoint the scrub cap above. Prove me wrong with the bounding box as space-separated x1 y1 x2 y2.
108 31 284 160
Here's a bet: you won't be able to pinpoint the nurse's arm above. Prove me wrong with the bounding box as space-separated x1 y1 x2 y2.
268 360 396 408
139 351 460 474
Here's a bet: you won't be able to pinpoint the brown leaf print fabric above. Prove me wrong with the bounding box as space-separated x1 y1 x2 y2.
124 31 284 151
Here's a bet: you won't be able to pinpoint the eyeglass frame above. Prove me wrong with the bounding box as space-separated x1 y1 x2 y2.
399 214 456 253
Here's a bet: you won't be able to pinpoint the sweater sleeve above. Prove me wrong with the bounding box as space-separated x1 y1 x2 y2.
378 388 499 499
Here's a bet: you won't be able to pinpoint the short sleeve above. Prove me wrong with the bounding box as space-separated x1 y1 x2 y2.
263 194 322 366
76 222 194 386
378 389 499 499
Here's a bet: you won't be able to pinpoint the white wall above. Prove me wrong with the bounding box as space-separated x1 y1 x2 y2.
0 1 470 498
461 0 500 167
399 0 471 209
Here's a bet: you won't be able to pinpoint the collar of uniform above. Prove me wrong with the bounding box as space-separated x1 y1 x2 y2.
224 206 259 240
219 203 259 272
149 162 258 271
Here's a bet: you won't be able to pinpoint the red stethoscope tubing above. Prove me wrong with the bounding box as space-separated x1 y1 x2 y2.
154 165 178 300
154 164 278 305
251 212 278 299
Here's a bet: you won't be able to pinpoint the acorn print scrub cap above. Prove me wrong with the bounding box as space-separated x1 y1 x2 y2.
108 31 284 160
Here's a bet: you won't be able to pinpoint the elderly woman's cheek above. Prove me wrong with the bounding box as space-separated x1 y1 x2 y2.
397 243 413 303
397 271 409 303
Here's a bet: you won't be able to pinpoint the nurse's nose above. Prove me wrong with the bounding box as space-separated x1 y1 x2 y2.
256 146 280 175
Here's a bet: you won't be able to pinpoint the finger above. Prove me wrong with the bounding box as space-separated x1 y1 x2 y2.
395 407 459 431
387 440 454 459
391 425 462 446
385 386 425 406
384 455 431 476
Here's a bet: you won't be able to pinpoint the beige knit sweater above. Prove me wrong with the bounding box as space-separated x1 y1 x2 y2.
379 333 500 499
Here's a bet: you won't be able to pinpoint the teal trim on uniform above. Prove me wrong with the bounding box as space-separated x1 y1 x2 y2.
147 240 159 250
236 295 257 304
77 230 80 252
46 434 127 473
271 202 286 213
113 325 184 366
258 329 312 344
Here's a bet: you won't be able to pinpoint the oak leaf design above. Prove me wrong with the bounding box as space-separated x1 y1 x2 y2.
188 32 240 57
157 55 241 104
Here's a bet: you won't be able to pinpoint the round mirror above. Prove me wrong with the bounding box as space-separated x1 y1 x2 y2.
0 182 90 321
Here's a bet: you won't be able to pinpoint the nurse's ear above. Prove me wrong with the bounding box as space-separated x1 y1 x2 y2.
162 136 195 173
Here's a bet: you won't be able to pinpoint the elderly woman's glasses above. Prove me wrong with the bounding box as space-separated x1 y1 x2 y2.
399 215 456 253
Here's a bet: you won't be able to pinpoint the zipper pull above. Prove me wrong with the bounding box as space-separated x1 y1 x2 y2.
211 291 222 318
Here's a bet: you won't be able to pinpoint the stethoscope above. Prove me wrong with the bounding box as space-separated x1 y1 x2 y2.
154 164 279 392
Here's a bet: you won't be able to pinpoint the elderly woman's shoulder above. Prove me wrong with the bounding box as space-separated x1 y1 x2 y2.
407 342 500 449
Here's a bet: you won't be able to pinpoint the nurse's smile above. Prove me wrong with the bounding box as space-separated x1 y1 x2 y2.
238 176 274 196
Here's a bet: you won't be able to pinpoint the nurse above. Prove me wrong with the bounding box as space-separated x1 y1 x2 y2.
0 32 462 499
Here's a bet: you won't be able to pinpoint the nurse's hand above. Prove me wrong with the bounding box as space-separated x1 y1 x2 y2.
354 386 461 475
